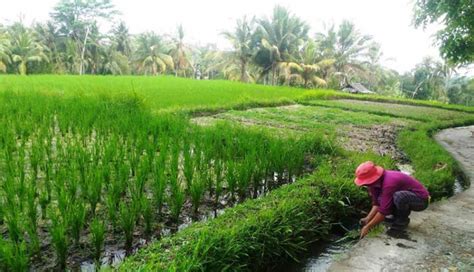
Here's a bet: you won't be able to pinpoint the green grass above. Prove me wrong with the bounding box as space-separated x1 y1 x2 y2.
0 75 312 113
198 104 406 137
303 99 472 121
2 75 472 115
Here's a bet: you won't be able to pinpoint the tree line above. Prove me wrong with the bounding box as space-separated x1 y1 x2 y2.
0 0 472 105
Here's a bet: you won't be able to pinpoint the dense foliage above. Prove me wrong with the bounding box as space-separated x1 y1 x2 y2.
414 0 474 65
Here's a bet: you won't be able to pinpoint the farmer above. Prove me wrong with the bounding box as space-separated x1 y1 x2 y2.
355 161 430 238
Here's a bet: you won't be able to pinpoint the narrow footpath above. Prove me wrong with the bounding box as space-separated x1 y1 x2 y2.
329 125 474 271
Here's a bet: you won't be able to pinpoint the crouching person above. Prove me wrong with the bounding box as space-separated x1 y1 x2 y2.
355 161 430 238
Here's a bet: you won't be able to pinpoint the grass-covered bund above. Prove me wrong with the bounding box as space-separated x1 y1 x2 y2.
0 75 473 271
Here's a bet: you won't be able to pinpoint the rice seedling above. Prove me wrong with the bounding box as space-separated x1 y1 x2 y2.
50 212 68 269
119 202 137 253
183 140 194 194
0 239 29 272
90 217 106 263
4 211 22 244
225 161 238 202
189 173 206 218
169 179 186 224
141 197 154 237
68 202 86 245
214 159 224 209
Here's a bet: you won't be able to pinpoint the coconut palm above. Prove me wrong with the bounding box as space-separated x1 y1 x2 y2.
207 50 259 82
255 6 309 84
112 21 132 57
100 45 130 75
221 17 256 82
135 32 174 75
316 21 372 87
169 25 192 77
0 26 11 72
279 39 334 88
9 23 49 75
34 22 66 73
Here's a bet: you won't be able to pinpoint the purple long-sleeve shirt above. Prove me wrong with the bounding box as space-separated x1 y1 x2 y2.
368 170 430 215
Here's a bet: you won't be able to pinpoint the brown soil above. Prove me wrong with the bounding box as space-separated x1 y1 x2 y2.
338 124 409 162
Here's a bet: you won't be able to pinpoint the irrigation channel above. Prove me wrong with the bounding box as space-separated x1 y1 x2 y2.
284 126 472 272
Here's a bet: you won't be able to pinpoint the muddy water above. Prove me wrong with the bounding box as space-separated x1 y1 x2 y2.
285 238 355 272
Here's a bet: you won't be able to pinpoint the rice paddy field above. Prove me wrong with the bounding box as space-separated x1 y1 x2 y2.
0 75 473 271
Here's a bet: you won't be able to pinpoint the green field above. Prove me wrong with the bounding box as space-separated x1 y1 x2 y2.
0 75 314 112
0 75 473 271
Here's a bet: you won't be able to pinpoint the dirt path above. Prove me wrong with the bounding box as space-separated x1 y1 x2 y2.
328 125 474 271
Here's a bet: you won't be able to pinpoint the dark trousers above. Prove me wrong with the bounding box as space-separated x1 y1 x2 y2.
392 191 429 226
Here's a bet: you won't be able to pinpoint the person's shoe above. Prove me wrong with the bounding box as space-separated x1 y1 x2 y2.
384 214 395 223
390 218 410 230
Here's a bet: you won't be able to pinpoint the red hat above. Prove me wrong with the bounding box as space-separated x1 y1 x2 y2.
354 161 384 186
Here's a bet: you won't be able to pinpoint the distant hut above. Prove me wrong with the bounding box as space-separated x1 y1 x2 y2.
342 83 375 94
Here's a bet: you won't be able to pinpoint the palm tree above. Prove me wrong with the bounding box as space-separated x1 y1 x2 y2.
100 45 129 75
169 25 192 77
34 22 66 73
221 17 256 82
112 21 132 57
0 26 11 72
316 21 372 87
9 22 49 75
279 39 334 88
135 32 174 75
256 6 309 85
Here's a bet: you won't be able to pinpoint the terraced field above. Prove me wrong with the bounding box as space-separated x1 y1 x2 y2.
0 76 473 272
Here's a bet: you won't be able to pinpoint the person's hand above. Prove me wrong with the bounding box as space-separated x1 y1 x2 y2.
360 226 369 239
359 217 369 226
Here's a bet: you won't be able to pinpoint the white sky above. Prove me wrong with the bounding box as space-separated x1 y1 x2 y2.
1 0 443 73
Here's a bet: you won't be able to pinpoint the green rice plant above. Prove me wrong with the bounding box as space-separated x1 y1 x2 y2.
38 190 49 220
0 238 29 272
26 184 39 227
183 141 194 194
226 161 238 202
236 158 253 201
0 199 4 225
4 211 22 244
189 173 206 218
50 212 68 269
106 193 119 231
152 166 166 217
56 188 70 219
90 217 106 263
25 223 40 257
168 145 185 223
25 184 39 255
119 202 137 253
87 169 103 216
141 197 153 237
214 160 224 209
136 155 150 195
68 202 86 245
169 182 186 224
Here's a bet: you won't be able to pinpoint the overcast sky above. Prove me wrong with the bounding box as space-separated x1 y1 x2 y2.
1 0 443 73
